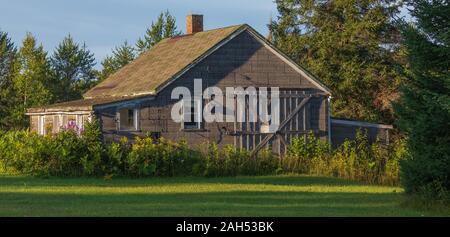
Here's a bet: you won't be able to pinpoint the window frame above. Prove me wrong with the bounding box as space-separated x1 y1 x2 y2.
38 115 45 135
182 99 203 130
117 108 140 131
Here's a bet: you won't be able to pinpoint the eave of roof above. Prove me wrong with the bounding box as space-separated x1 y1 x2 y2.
331 118 393 129
26 95 153 114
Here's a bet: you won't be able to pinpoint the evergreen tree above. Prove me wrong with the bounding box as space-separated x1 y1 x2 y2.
394 0 450 199
270 0 404 123
12 33 52 128
136 10 181 54
0 30 18 129
51 35 96 102
99 41 135 81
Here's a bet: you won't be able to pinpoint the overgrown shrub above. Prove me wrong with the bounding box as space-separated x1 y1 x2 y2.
283 131 406 185
79 119 105 176
0 129 86 176
104 137 129 175
0 126 404 184
199 143 278 177
127 137 202 177
283 132 331 174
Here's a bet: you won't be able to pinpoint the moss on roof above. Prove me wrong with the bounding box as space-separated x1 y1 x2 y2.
84 25 245 99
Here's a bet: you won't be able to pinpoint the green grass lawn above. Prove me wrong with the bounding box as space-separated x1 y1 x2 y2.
0 175 447 217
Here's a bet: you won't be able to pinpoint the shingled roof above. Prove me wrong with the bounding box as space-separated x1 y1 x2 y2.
84 24 245 99
28 23 331 114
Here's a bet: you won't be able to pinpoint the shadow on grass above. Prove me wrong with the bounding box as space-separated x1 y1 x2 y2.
0 175 364 188
0 190 426 217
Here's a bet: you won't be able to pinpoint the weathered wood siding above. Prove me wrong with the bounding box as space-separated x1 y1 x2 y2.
96 30 329 151
28 113 91 135
331 120 391 146
30 115 39 133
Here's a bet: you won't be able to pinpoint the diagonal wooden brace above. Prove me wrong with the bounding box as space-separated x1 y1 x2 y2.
250 96 312 157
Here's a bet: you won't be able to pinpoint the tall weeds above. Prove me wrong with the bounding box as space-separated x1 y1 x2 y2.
0 125 405 184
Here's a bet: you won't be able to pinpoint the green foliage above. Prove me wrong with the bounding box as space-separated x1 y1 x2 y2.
284 132 331 173
97 10 179 82
271 0 405 123
104 137 129 175
126 137 198 177
12 33 53 128
393 0 450 201
283 131 405 185
51 35 97 102
99 41 136 81
136 10 181 54
0 130 82 176
0 30 18 130
199 143 278 177
0 120 104 177
79 118 105 176
0 128 402 184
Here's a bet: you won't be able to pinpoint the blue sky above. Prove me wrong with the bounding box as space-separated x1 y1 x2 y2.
0 0 277 67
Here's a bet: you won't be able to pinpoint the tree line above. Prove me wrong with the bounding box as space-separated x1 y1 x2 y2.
0 10 180 130
271 0 449 203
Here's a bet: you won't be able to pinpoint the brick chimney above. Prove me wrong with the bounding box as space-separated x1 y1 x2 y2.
186 14 203 34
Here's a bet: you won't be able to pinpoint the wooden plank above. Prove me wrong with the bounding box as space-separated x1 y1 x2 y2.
277 133 287 157
250 96 312 157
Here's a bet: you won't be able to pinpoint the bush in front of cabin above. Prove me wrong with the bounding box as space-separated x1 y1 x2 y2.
200 143 278 177
0 129 86 176
79 118 106 176
252 147 279 175
282 132 331 174
0 130 45 175
0 120 109 177
0 125 403 184
282 130 405 185
126 137 201 177
104 137 129 175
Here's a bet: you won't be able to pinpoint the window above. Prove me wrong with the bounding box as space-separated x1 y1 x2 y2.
76 114 84 130
118 108 139 131
183 99 202 130
38 116 45 135
53 115 59 133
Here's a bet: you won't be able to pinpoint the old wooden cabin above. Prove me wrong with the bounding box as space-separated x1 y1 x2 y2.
27 15 392 156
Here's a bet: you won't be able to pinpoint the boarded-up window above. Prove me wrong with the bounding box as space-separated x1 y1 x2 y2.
183 99 202 130
30 116 39 133
53 115 59 133
118 108 139 131
44 116 53 135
